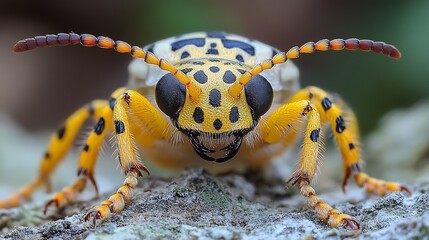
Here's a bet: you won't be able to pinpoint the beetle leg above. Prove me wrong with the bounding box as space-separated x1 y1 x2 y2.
289 86 410 195
259 100 360 229
0 97 113 209
43 88 127 213
84 90 170 226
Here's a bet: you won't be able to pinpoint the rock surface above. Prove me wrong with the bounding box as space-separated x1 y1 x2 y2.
0 168 428 240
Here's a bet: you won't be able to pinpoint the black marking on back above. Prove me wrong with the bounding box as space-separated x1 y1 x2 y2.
193 70 208 84
209 89 221 107
115 120 125 134
181 51 190 59
193 107 204 123
207 32 227 39
229 106 239 123
223 70 236 84
181 68 193 74
57 126 66 140
94 118 105 135
221 39 255 55
171 38 205 51
147 44 155 53
192 61 205 65
237 69 246 74
272 49 279 57
206 49 219 55
236 54 244 62
209 66 220 73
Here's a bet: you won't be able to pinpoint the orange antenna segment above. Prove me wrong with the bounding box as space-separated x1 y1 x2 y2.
13 33 201 98
228 38 402 98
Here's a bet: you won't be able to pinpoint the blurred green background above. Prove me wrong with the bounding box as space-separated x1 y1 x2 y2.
0 0 428 135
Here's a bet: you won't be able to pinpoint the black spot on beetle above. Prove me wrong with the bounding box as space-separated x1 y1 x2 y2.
171 38 205 51
236 69 246 74
310 129 320 142
193 70 208 84
336 116 346 133
181 68 193 74
83 144 90 152
181 51 190 59
221 39 255 55
223 70 236 84
192 61 205 65
57 126 66 140
147 44 154 53
210 43 217 47
206 49 219 55
193 107 204 123
349 143 355 150
209 66 220 73
209 59 220 62
229 106 239 123
213 119 222 130
209 89 221 107
94 118 105 135
272 49 278 57
321 97 332 111
115 120 125 134
236 54 244 62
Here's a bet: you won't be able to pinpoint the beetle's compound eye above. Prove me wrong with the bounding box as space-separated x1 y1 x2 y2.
155 73 186 119
244 75 273 120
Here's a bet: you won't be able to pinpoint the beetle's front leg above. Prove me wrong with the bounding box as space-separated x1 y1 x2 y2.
259 100 359 229
84 90 170 226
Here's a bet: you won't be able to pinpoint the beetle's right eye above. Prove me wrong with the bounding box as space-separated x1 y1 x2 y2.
155 73 186 119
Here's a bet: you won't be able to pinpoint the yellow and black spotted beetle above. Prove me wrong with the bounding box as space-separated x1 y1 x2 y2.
0 32 410 229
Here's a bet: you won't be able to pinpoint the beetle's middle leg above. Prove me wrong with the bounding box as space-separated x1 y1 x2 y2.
258 100 360 229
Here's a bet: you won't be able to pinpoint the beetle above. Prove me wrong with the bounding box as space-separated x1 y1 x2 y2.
0 32 410 229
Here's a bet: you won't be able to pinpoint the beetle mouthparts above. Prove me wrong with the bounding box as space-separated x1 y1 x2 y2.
186 131 244 163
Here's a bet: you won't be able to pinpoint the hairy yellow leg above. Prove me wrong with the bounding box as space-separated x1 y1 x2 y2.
84 90 169 226
259 99 360 229
289 86 410 195
0 99 109 209
300 181 360 229
260 100 321 182
43 88 127 213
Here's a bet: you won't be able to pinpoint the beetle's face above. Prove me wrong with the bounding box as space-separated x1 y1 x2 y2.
155 59 273 162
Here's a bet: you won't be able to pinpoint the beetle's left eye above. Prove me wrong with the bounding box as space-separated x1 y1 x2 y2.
244 74 273 121
155 73 186 119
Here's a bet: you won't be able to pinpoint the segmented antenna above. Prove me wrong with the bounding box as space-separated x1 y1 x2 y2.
13 33 201 98
228 38 402 98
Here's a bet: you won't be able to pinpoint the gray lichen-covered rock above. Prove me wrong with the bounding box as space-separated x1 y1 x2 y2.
0 169 428 240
